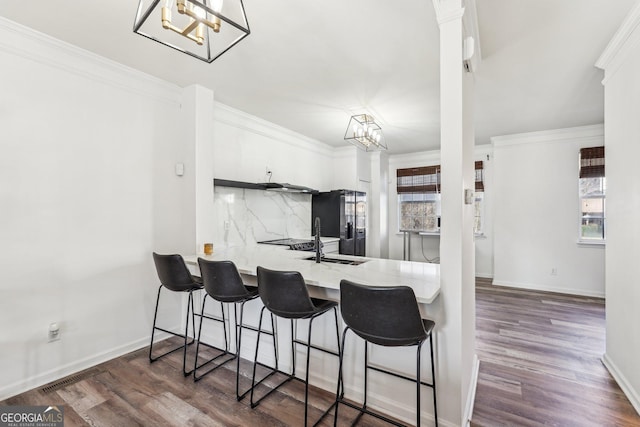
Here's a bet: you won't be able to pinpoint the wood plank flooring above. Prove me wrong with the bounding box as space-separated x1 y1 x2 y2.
1 338 392 426
3 280 639 426
471 279 640 427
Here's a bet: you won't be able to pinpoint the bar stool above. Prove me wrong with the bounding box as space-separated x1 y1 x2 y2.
194 258 278 401
150 252 203 376
334 279 437 427
251 266 342 427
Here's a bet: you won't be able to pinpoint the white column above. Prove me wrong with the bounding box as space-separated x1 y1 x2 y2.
368 151 389 258
433 0 478 424
182 84 216 254
596 2 640 415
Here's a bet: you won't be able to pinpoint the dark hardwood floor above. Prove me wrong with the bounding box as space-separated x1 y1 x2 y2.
471 279 640 427
1 338 392 426
3 280 639 426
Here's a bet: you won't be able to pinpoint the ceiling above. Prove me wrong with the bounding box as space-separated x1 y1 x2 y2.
0 0 635 154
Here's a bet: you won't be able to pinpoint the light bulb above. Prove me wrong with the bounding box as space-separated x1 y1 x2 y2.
212 0 224 12
194 5 206 19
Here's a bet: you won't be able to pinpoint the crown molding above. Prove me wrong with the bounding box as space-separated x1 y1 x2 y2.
390 148 442 167
596 2 640 72
0 16 182 106
389 144 493 168
213 102 335 158
432 0 465 26
491 124 604 148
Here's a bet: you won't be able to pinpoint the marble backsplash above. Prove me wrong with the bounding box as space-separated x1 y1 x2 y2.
212 186 312 247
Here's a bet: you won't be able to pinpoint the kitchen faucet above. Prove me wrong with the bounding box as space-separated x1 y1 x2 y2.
315 217 323 263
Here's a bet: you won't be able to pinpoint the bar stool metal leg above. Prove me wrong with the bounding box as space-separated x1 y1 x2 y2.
149 286 198 375
417 343 423 427
250 307 283 408
232 300 278 401
193 295 236 381
430 334 438 427
182 291 197 376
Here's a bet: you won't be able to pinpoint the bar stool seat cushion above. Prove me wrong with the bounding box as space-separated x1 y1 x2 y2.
340 282 431 347
257 268 337 319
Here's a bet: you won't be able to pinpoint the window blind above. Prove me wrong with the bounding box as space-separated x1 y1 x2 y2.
475 161 484 191
397 162 485 193
397 166 440 194
579 146 605 178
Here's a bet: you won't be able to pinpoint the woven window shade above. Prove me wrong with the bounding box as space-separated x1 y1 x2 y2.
475 161 484 192
579 146 605 178
397 165 440 193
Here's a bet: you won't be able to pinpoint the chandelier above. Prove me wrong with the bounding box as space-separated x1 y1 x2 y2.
344 114 387 151
133 0 250 63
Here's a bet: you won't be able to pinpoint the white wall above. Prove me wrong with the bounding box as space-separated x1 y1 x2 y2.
492 125 606 297
0 18 190 399
597 2 640 414
387 147 494 277
331 146 358 190
212 103 335 193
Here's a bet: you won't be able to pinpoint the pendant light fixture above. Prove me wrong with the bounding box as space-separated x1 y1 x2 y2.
344 114 387 151
133 0 250 63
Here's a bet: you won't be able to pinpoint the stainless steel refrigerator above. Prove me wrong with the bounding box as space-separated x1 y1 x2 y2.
311 190 366 256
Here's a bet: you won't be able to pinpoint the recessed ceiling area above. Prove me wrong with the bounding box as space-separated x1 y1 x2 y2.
0 0 635 153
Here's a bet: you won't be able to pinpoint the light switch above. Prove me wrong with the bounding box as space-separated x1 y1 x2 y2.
175 163 184 176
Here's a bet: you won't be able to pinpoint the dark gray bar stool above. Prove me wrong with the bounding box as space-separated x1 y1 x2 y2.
150 252 203 376
250 266 342 427
334 279 437 427
194 258 277 401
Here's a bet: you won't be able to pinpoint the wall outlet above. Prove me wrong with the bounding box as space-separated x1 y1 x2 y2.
224 220 230 230
551 267 558 276
48 322 60 342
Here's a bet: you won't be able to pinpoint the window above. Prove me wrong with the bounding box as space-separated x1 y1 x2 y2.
579 146 605 242
474 192 484 235
399 192 440 232
397 165 440 233
397 161 484 234
474 161 484 235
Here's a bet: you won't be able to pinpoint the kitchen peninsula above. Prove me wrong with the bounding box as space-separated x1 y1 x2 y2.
183 244 441 425
184 244 440 304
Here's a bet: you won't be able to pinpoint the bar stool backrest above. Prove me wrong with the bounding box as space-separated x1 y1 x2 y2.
198 258 252 302
153 252 197 292
256 266 316 319
340 279 427 347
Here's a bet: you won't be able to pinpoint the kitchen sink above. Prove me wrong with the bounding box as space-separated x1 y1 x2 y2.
303 256 368 266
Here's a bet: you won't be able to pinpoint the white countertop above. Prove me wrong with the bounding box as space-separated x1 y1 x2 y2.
184 245 440 304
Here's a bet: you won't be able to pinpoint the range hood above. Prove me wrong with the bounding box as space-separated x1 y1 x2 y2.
261 182 318 194
213 179 317 194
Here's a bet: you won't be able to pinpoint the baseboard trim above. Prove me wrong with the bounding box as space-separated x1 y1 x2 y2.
602 353 640 416
491 280 605 298
0 334 168 401
464 355 480 426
